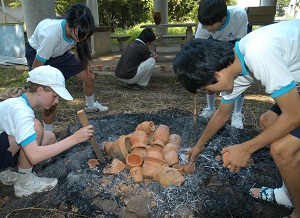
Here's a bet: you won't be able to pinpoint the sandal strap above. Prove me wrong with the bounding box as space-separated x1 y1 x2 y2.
259 186 277 203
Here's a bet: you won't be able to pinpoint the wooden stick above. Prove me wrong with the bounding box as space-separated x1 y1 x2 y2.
77 110 105 164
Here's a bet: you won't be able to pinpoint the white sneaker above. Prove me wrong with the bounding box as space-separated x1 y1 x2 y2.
0 168 18 185
231 113 244 129
84 101 109 113
14 173 58 197
200 107 216 119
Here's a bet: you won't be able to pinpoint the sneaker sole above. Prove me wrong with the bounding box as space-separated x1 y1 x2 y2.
84 108 110 113
14 179 58 197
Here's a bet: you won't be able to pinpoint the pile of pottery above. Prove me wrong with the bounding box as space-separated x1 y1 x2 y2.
101 121 195 188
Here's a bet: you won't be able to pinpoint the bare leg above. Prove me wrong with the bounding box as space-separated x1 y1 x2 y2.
270 135 300 217
76 69 95 97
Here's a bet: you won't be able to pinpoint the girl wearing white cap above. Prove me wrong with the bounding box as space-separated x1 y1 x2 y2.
25 2 109 132
0 65 94 197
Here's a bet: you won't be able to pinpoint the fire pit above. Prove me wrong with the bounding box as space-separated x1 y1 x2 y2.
0 113 292 217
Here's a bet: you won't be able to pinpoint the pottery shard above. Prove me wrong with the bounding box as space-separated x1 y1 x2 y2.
88 159 99 169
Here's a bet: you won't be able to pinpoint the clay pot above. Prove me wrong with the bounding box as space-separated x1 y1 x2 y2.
146 147 164 160
142 157 166 179
162 149 179 166
183 163 195 175
172 163 183 175
103 158 126 174
162 143 177 153
130 166 143 183
131 147 148 158
222 152 231 169
153 124 170 145
136 121 155 135
130 130 148 146
109 135 131 163
101 141 113 155
168 134 182 147
126 153 143 169
154 165 185 188
131 142 148 150
153 12 162 25
126 153 144 183
148 132 154 144
96 64 102 71
151 139 165 148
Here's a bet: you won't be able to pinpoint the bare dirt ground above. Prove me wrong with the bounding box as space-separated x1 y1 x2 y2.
0 69 293 217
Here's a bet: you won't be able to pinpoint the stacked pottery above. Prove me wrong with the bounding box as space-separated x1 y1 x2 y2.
153 124 170 145
162 143 179 166
154 164 185 188
168 134 182 147
146 147 164 160
142 157 166 179
136 121 155 144
130 130 148 158
109 135 131 163
101 141 113 156
126 153 144 183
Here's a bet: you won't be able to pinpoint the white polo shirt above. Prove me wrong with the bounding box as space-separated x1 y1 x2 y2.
28 19 77 63
222 19 300 103
0 94 36 147
195 6 248 41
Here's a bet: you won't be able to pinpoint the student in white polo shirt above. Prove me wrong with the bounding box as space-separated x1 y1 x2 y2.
25 2 109 133
0 65 94 197
173 19 300 217
195 0 248 129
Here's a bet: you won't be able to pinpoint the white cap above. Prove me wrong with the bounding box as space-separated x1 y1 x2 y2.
26 65 73 100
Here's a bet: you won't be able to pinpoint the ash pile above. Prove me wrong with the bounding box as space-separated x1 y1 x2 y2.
0 113 291 218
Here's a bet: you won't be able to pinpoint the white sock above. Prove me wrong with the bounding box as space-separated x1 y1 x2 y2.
274 183 293 208
233 96 244 114
206 93 216 110
17 166 33 185
85 95 95 108
43 122 53 132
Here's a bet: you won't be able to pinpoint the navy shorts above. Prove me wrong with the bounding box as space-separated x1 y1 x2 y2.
25 43 84 81
269 104 300 138
0 132 19 170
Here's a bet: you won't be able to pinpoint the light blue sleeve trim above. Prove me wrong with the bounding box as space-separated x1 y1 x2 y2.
36 54 47 63
235 42 249 76
271 81 296 98
20 133 37 148
221 94 242 104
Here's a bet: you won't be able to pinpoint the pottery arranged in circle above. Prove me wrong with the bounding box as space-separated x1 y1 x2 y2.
142 157 166 179
168 134 182 147
154 165 185 188
153 124 170 145
136 121 155 135
126 153 143 169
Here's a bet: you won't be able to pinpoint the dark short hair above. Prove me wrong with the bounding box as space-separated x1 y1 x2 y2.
198 0 227 25
173 38 235 93
138 28 156 44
